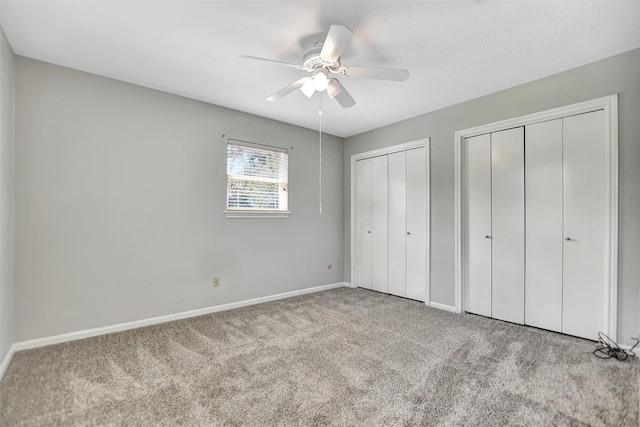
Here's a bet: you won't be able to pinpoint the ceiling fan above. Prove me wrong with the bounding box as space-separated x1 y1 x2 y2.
240 25 409 108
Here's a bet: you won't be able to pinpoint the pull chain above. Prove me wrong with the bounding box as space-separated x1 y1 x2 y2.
319 95 323 214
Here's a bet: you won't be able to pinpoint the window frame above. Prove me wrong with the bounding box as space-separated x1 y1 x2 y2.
225 139 291 219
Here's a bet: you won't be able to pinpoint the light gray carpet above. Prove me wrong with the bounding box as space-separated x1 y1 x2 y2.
1 287 637 426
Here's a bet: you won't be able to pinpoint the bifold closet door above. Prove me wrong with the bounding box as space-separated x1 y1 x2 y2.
490 127 525 324
388 148 427 301
405 147 427 301
562 110 607 340
464 134 492 317
370 155 389 293
356 159 372 289
464 129 524 322
525 119 563 332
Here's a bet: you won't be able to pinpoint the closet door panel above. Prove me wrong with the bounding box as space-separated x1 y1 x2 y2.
370 155 389 293
464 134 492 317
406 147 427 302
562 110 607 340
491 127 525 324
525 119 563 332
356 159 372 289
388 151 407 298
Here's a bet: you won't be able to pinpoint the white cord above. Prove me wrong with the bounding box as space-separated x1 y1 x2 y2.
318 95 323 214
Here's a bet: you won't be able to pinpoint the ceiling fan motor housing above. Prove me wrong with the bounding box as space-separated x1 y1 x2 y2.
303 42 339 72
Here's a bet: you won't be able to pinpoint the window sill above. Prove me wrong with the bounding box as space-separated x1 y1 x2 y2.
225 210 292 219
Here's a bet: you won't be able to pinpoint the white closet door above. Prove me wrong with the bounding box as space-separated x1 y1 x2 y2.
356 159 372 289
464 134 492 317
491 127 525 324
562 110 607 340
406 147 427 302
388 151 407 297
525 119 563 332
371 155 389 293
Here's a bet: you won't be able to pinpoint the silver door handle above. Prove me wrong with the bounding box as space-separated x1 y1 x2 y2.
407 232 411 235
565 237 571 241
368 230 371 234
485 235 491 239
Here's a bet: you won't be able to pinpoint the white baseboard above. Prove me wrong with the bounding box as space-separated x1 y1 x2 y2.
0 343 17 382
343 282 355 288
428 301 458 313
12 282 349 354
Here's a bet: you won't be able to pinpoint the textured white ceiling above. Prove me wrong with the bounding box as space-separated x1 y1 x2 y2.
1 1 639 137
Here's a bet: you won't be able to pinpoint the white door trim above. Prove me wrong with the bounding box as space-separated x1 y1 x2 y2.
350 138 431 304
454 94 619 339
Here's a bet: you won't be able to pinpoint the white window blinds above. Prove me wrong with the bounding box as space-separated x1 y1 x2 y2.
226 140 289 212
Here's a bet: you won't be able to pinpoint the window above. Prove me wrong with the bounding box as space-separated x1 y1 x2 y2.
225 140 290 218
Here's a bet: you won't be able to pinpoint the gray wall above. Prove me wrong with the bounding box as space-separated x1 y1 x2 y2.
344 49 640 344
15 58 344 341
0 26 15 363
10 48 640 346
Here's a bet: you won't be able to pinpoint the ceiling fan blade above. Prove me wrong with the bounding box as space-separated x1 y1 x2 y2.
320 25 354 63
339 66 409 82
267 77 311 102
239 55 304 70
326 79 342 99
331 80 356 108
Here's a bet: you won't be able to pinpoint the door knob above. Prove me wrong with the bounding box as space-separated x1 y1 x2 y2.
565 237 571 241
407 232 412 235
485 235 491 239
368 230 371 234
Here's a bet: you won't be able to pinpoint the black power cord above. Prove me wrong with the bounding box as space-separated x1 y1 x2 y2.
593 332 639 361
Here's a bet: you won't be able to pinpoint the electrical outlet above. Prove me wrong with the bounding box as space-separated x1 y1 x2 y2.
213 276 220 287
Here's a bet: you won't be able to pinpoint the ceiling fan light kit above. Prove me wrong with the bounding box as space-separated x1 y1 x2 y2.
242 24 409 108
